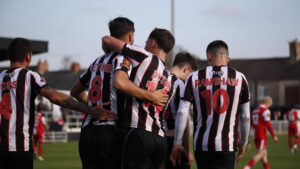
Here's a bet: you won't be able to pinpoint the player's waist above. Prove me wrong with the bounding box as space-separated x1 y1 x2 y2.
91 120 116 126
129 125 165 137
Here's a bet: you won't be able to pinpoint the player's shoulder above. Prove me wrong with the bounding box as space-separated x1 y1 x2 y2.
125 44 152 56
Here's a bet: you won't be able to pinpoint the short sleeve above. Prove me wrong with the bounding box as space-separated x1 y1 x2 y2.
181 74 194 102
31 72 47 93
240 75 250 104
121 44 151 63
41 116 47 125
263 110 271 121
79 63 93 87
113 55 132 75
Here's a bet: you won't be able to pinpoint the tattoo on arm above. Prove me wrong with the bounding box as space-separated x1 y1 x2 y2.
62 97 92 114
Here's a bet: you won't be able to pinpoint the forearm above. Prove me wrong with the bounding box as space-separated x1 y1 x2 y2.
41 87 92 114
174 101 191 145
182 116 190 152
114 71 152 101
266 121 276 137
240 102 250 145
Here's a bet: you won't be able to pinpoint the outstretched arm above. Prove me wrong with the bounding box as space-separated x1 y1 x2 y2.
40 86 117 120
114 70 169 106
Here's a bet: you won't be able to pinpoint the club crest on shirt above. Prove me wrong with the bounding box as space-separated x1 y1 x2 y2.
121 58 131 70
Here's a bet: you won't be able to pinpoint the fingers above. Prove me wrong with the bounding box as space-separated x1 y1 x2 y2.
98 102 111 108
170 155 177 167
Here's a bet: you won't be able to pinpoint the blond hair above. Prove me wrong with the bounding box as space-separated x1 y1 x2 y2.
260 96 272 106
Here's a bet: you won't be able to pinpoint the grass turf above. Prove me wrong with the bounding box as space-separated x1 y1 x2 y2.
34 135 300 169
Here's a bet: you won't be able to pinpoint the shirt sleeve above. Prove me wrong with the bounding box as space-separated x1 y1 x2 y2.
31 72 47 93
240 74 250 104
79 62 94 87
113 55 132 75
41 116 47 125
181 74 194 102
263 109 271 121
121 44 151 63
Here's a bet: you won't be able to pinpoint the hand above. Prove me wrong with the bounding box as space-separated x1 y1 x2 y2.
273 136 279 143
46 132 50 139
91 102 118 120
149 89 169 106
236 144 246 163
186 151 194 166
170 145 186 166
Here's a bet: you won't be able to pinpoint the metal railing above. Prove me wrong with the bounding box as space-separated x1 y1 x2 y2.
44 131 68 143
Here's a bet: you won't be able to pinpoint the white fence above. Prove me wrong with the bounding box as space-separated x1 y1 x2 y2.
44 131 68 143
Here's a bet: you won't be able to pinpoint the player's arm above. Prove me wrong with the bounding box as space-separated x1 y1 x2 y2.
171 74 194 166
114 70 168 106
102 36 125 53
70 80 88 104
236 101 251 162
40 86 117 120
263 110 278 142
182 115 193 166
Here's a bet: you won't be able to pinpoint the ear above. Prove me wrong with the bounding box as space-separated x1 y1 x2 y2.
151 39 156 48
128 32 134 44
25 53 32 63
227 57 231 64
207 53 212 62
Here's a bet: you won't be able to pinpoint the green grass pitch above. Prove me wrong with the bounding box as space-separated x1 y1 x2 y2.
34 135 300 169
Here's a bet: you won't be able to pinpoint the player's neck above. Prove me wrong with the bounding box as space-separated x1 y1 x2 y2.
209 60 228 66
152 49 166 63
170 66 184 80
10 62 28 69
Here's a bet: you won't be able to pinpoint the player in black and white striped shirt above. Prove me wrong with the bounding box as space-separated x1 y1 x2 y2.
71 18 168 169
102 28 175 169
164 52 197 169
0 39 115 169
171 40 251 169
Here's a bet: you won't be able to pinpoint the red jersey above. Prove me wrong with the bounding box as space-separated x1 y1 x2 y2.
251 104 276 140
286 109 300 124
34 113 46 135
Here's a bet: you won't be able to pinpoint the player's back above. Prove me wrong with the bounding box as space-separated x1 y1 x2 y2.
0 68 46 151
251 105 270 140
184 65 250 151
286 109 300 123
80 51 129 128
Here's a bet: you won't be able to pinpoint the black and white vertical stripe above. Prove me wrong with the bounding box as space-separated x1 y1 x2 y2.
181 66 250 151
163 76 184 131
121 44 176 137
0 68 46 152
79 51 129 128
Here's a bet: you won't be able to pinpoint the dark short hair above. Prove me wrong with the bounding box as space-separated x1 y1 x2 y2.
172 52 197 71
148 28 175 53
109 17 134 38
206 40 229 55
8 38 32 63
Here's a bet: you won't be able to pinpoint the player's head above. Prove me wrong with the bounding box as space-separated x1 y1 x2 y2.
260 96 273 108
171 52 197 80
109 17 135 44
206 40 230 66
8 38 32 67
145 28 175 55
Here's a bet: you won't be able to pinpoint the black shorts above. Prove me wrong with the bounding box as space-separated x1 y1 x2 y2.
79 125 122 169
194 151 235 169
122 128 167 169
0 151 33 169
165 136 190 169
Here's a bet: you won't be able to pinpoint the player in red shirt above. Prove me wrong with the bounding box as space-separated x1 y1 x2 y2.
285 106 300 153
243 96 278 169
33 106 49 161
